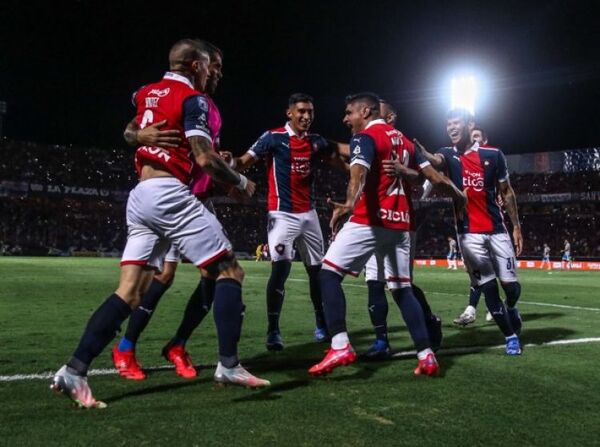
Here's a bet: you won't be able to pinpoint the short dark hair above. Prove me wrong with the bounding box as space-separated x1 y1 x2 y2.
446 108 474 123
193 39 223 60
472 126 488 142
288 93 314 106
379 98 397 115
345 92 381 110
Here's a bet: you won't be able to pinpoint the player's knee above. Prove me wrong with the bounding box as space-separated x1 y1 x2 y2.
207 253 244 283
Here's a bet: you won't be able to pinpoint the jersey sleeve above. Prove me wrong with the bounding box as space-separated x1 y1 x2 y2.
349 134 376 170
247 131 272 159
497 150 509 182
182 94 212 142
414 143 432 170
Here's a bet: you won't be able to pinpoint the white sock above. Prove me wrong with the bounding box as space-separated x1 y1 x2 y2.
331 332 350 349
466 305 476 315
417 348 433 360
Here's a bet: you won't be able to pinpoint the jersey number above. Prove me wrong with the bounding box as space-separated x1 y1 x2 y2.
140 109 154 129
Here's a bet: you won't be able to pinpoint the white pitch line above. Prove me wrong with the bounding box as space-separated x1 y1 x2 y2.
251 275 600 312
2 337 600 383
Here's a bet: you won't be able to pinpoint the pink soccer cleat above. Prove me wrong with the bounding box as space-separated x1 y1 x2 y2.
308 344 357 376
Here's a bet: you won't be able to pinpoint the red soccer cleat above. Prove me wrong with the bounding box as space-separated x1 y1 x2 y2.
414 352 439 376
308 344 357 376
112 344 145 380
162 342 197 379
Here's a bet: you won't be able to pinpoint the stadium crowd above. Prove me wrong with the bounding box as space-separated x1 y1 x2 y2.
1 139 598 259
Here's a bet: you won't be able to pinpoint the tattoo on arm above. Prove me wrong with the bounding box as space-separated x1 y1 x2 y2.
189 136 241 186
123 119 139 147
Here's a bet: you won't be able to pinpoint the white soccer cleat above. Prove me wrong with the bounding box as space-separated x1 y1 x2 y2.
453 310 476 326
50 365 107 409
214 362 271 388
485 311 494 322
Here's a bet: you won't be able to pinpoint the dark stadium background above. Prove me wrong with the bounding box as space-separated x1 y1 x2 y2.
0 0 599 259
1 0 599 152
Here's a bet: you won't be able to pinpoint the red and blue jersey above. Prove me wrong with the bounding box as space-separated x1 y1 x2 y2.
349 119 426 231
133 72 214 186
436 143 508 234
247 122 331 213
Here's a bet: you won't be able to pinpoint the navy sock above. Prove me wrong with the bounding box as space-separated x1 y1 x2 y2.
123 279 170 346
481 279 514 337
412 283 433 320
319 269 347 336
367 280 388 341
502 281 521 309
266 260 291 333
174 277 216 342
391 288 431 352
468 286 482 308
69 294 132 375
306 265 327 329
213 278 244 368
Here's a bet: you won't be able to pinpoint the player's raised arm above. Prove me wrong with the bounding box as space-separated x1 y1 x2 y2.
413 138 445 169
123 118 182 148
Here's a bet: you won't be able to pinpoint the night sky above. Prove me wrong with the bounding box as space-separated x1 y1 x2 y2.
1 0 599 155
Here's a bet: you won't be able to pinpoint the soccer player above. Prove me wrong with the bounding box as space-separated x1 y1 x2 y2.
561 239 572 269
51 40 269 409
541 243 551 269
228 93 348 351
452 126 494 326
447 236 458 269
418 108 524 355
112 40 226 381
362 99 442 360
308 93 466 377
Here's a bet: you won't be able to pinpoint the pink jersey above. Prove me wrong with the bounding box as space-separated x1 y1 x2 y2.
348 120 419 231
189 96 222 198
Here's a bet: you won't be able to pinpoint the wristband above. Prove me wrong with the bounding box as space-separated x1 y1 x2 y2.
236 174 248 191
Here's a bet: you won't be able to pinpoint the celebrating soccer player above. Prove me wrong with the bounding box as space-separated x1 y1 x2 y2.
51 40 269 409
308 93 466 377
226 93 349 351
418 108 524 355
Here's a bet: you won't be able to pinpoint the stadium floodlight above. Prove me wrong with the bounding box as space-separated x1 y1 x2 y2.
450 76 477 115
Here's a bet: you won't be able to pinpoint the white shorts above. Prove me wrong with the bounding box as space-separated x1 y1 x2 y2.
121 177 232 271
324 222 411 290
458 232 518 286
365 230 416 282
267 209 324 265
165 244 181 263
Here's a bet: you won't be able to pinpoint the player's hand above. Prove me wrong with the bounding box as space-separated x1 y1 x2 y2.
244 178 256 197
382 159 406 177
513 226 523 257
137 120 182 147
413 138 428 154
219 150 234 165
328 198 352 236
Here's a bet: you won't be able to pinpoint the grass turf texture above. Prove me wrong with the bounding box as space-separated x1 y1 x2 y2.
1 257 599 446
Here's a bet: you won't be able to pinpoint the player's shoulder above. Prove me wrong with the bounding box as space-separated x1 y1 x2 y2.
436 146 455 155
479 144 502 153
269 126 288 135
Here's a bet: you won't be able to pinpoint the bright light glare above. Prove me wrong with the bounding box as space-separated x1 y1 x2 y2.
451 76 478 115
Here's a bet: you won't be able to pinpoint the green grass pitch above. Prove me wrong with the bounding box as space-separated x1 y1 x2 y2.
1 257 599 446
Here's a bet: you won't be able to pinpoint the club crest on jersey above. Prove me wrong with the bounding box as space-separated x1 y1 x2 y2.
275 244 285 255
197 96 209 112
148 87 170 97
463 169 484 192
